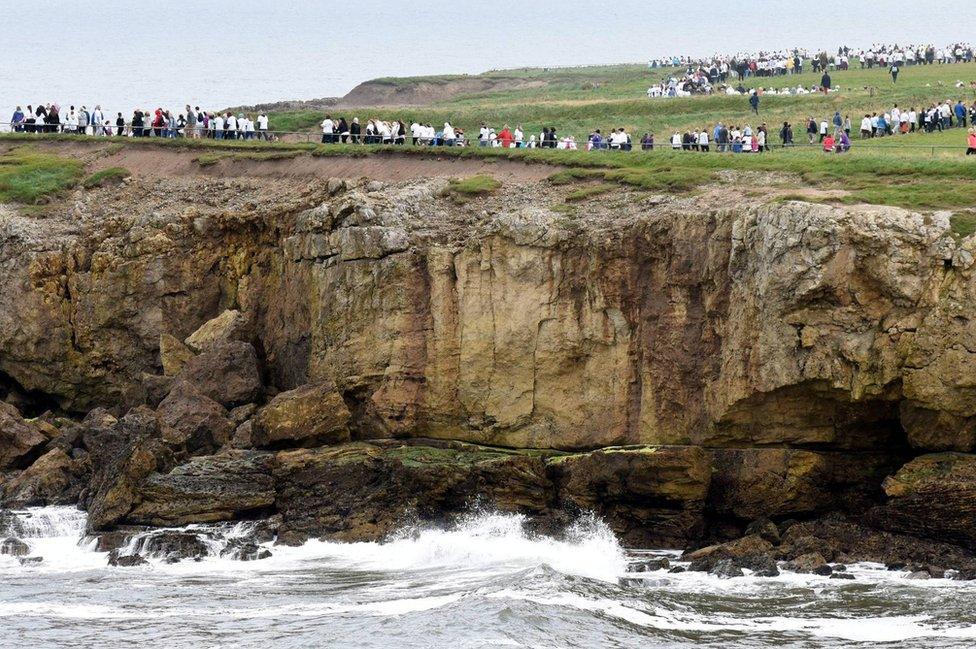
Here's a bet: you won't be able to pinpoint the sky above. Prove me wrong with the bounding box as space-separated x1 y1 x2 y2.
0 0 974 115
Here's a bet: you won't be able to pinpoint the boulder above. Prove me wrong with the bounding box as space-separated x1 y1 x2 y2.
125 451 275 527
184 310 248 353
1 448 89 507
709 559 744 578
220 538 271 561
251 383 351 449
744 518 781 545
156 381 233 455
783 553 827 573
830 573 855 580
879 453 976 549
683 535 773 562
107 550 148 567
0 402 47 469
130 530 210 562
231 421 253 449
176 341 262 408
159 334 195 377
274 440 553 543
0 537 29 556
548 446 711 547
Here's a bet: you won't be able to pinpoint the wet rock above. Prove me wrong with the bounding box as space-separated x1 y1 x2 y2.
830 573 855 580
886 561 908 571
668 566 686 574
125 451 275 527
783 552 827 573
250 382 351 449
905 570 931 580
184 310 248 353
0 402 48 469
107 550 148 567
709 559 744 579
683 534 773 563
879 453 976 549
736 554 780 577
274 440 553 543
2 448 89 507
176 341 262 408
18 556 42 566
628 558 670 572
156 381 234 455
831 564 848 572
550 446 711 548
221 539 271 561
0 537 29 556
133 531 210 562
812 564 834 576
744 518 781 545
159 334 195 377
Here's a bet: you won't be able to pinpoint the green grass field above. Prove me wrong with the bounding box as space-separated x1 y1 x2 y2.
269 60 976 155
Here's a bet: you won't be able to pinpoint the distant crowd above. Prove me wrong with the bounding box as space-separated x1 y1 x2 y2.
7 104 273 140
647 42 975 98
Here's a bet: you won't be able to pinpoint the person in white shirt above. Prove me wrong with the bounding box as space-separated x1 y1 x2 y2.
257 113 269 140
671 132 682 149
91 105 104 136
698 129 709 152
819 119 828 142
213 114 224 139
443 122 455 145
226 113 237 139
514 126 524 148
860 115 872 138
321 115 335 143
479 123 490 147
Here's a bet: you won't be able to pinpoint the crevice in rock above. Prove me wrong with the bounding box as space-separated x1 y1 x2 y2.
0 370 61 418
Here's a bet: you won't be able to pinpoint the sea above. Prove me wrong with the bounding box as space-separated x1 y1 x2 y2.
0 0 971 117
1 506 975 648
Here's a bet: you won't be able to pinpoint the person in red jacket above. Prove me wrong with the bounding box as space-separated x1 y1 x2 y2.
967 128 976 155
822 133 836 153
498 125 514 148
152 108 164 137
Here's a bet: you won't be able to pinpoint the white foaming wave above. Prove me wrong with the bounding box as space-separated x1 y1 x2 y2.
0 593 464 620
271 512 627 583
489 589 976 642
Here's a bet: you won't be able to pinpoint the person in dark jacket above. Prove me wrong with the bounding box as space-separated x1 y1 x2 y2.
116 112 125 136
820 72 832 94
350 118 361 144
749 91 760 115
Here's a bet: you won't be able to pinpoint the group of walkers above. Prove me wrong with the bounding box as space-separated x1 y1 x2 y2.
7 104 272 140
855 101 976 137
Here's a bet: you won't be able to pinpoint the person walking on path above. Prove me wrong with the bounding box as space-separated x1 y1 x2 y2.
890 63 899 83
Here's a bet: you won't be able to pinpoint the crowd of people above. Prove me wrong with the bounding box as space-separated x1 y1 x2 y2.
647 42 974 98
7 104 273 140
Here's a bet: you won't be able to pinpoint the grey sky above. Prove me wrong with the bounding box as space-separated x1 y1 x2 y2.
0 0 973 113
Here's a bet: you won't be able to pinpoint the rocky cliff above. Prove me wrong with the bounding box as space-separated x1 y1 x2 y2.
2 158 976 566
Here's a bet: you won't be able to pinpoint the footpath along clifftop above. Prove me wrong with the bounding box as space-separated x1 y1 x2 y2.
2 140 976 574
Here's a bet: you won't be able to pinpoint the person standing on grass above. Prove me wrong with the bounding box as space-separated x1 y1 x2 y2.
779 122 793 147
749 91 759 115
820 71 831 94
320 114 334 144
955 101 967 128
698 128 709 152
806 117 817 144
819 118 828 142
890 62 899 83
967 128 976 155
641 132 654 150
832 111 842 130
115 112 125 136
11 106 24 131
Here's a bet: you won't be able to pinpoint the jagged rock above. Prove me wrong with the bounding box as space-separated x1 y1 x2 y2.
125 451 275 527
628 558 670 572
156 381 233 454
1 448 89 507
549 446 711 547
229 403 258 426
0 537 29 556
683 535 773 562
744 518 781 545
783 553 827 573
668 566 686 574
274 440 553 543
879 453 976 549
708 448 901 521
735 554 780 577
176 341 262 408
184 310 248 353
18 556 42 565
812 564 835 576
159 334 195 377
906 570 931 580
132 531 210 562
0 402 47 469
231 421 253 449
709 559 743 579
250 383 351 448
220 538 271 561
107 550 148 567
830 572 855 580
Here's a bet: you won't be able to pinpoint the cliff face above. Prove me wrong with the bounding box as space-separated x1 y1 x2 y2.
2 165 976 551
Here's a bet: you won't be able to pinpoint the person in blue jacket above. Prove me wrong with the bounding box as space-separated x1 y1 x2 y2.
955 101 967 128
749 92 760 115
11 106 25 131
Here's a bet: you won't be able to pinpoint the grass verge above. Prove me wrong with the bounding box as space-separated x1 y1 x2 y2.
0 147 85 203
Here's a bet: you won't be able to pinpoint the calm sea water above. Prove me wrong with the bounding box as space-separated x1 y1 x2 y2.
1 507 975 648
0 0 971 116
